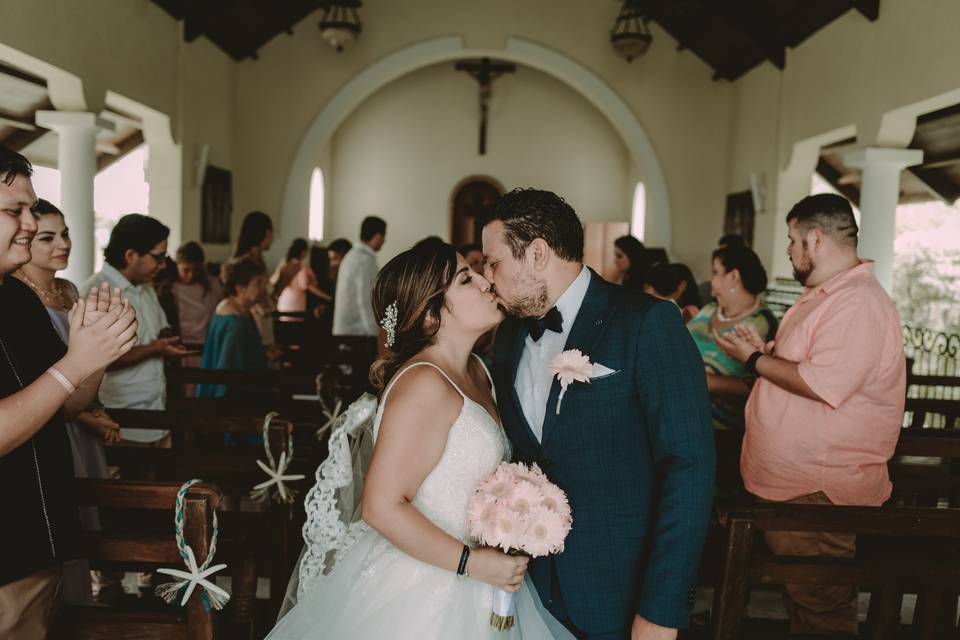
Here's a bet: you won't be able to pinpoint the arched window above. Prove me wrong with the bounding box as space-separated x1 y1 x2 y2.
631 182 646 241
308 167 325 241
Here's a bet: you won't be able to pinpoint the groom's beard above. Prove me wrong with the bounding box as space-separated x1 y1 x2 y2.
499 274 549 319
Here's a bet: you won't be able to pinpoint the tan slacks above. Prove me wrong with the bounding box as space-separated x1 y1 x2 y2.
0 565 62 640
762 492 859 635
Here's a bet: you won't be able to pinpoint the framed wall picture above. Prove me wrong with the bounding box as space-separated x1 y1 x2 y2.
201 165 233 244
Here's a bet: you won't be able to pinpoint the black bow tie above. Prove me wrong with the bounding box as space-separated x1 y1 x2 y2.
524 306 563 342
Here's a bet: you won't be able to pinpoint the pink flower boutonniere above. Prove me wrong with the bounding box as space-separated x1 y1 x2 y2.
548 349 594 415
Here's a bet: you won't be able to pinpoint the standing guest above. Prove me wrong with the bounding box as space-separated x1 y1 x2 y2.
232 210 276 348
0 145 137 638
278 244 332 320
612 235 649 292
644 262 702 322
153 256 180 330
306 244 335 321
458 243 485 275
81 214 194 443
333 216 386 338
170 241 223 346
197 257 269 399
687 245 776 431
718 193 906 636
13 199 123 605
271 237 308 297
326 238 352 284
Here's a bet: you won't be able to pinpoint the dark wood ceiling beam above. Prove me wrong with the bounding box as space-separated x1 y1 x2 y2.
0 62 46 87
711 5 786 71
853 0 880 22
184 0 242 43
97 130 145 173
0 98 53 152
907 166 960 205
816 157 862 205
917 149 960 170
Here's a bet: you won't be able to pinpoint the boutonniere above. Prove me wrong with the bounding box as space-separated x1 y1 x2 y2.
548 349 594 415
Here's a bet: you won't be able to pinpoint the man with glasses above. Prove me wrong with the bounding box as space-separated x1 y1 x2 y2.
81 214 193 442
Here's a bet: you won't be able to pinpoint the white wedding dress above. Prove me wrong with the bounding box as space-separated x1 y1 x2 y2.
267 359 574 640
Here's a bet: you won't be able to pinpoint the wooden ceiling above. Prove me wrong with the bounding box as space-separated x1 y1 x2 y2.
818 103 960 206
641 0 879 81
150 0 328 61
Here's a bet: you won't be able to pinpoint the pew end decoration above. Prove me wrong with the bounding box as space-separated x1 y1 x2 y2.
156 479 231 611
251 411 306 505
468 462 573 631
314 371 344 440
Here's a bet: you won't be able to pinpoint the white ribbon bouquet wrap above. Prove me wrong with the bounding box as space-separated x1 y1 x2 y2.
467 462 573 631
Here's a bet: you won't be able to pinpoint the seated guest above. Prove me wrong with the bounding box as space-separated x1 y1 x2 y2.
171 241 223 346
271 237 308 297
306 244 335 323
13 199 123 604
277 243 332 320
153 256 180 330
687 245 776 431
612 234 648 291
458 243 485 275
197 257 270 399
644 262 702 322
233 211 276 347
0 145 136 637
718 193 906 635
326 238 352 284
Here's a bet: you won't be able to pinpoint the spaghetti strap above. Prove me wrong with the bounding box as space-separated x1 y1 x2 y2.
470 353 496 402
381 361 467 407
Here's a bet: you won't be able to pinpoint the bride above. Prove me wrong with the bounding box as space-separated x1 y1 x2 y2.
267 241 572 639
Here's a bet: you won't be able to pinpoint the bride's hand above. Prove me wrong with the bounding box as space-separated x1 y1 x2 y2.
467 548 529 592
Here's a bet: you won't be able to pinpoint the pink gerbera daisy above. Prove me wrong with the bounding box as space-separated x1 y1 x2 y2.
508 480 544 517
522 506 569 557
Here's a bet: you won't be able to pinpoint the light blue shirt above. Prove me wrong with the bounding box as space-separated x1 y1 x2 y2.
515 266 591 441
332 243 379 337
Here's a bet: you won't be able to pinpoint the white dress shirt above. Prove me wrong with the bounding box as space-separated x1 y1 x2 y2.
332 243 380 337
515 266 591 441
81 264 170 441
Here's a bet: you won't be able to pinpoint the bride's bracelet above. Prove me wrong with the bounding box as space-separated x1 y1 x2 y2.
456 545 470 579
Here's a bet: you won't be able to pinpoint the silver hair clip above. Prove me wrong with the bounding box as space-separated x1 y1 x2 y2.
381 301 398 348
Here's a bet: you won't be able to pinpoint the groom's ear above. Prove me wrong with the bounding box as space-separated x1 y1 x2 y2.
529 238 550 271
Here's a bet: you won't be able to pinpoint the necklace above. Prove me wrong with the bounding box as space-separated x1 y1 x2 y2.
715 299 760 323
14 270 68 311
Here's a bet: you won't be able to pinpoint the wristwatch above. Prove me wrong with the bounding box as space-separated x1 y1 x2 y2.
745 350 764 375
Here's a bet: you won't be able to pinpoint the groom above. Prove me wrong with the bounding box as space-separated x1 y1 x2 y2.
482 189 715 640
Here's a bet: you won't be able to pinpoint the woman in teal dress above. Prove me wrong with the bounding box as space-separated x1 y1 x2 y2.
197 257 270 399
687 245 778 431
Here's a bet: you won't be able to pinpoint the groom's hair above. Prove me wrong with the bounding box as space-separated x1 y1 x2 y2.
483 188 584 263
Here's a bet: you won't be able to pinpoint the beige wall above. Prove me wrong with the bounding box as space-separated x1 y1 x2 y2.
727 0 960 279
327 63 630 264
233 0 733 279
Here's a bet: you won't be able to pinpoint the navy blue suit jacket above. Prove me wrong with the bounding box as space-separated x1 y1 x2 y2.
491 270 715 633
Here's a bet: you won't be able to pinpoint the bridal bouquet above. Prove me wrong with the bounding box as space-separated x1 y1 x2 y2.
467 462 573 631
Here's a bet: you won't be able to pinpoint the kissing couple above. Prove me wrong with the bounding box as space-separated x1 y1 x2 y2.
269 189 715 640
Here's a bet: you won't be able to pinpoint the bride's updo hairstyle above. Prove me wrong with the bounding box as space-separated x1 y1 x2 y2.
370 239 458 392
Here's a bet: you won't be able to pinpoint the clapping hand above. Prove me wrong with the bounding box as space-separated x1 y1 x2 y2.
82 282 127 327
714 323 773 364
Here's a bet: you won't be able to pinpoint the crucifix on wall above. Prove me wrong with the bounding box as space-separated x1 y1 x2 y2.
454 57 516 155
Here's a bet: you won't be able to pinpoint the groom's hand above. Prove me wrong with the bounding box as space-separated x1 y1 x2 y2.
631 615 677 640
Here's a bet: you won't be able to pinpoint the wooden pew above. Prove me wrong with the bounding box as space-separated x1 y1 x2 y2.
50 479 255 640
711 501 960 640
104 409 306 624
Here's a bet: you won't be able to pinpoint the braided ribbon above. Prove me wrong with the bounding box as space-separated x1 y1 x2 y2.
251 411 305 504
314 373 343 440
156 479 230 611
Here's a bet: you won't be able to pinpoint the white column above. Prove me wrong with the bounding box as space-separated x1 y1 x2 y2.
35 111 113 284
843 147 923 293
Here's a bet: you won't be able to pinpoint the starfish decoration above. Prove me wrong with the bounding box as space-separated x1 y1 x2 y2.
252 451 306 504
157 545 230 608
316 398 343 440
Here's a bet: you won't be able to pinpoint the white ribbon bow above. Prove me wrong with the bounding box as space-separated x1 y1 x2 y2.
157 544 230 607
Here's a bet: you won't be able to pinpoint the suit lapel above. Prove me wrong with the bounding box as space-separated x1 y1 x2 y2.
540 271 614 448
508 322 541 450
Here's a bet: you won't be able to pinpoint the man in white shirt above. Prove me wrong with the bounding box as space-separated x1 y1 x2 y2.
332 216 386 337
81 214 193 441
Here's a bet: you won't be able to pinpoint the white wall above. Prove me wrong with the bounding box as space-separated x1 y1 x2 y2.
327 63 630 263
